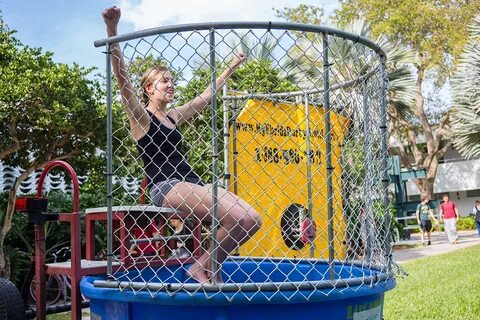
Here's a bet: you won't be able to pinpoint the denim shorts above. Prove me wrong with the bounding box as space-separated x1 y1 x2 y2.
150 178 182 207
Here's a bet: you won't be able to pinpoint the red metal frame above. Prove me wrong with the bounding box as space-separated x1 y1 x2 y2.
25 166 204 320
34 160 82 320
84 207 203 270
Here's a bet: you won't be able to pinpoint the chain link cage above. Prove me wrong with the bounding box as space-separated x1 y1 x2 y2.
91 22 394 302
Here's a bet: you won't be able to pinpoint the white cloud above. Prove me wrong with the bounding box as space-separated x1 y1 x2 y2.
118 0 339 31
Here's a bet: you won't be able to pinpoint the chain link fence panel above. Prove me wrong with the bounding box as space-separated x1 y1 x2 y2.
92 22 395 302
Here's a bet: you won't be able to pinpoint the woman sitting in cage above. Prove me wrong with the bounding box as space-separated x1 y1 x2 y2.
102 6 262 283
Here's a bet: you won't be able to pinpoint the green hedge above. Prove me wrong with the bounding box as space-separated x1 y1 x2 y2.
406 215 477 234
457 215 477 231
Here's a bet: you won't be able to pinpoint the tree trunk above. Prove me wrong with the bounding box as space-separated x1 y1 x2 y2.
0 170 33 277
415 176 435 199
411 66 436 199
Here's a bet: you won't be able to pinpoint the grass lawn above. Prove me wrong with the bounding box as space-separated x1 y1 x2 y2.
47 311 90 319
42 246 480 319
384 244 480 320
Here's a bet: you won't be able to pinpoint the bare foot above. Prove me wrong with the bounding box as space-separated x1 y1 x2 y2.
186 264 210 283
208 270 223 284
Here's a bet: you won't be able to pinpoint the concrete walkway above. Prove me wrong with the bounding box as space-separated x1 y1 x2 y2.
392 229 480 263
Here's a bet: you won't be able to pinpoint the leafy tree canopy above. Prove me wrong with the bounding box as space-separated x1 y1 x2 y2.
0 15 106 276
0 21 104 171
275 4 325 25
451 15 480 158
334 0 480 77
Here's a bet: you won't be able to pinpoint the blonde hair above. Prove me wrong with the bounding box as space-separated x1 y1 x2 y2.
139 65 169 105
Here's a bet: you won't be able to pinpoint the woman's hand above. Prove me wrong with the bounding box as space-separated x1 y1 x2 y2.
102 6 121 31
229 52 247 70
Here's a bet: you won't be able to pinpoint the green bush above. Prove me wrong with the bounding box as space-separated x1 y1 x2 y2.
457 215 476 231
408 216 476 233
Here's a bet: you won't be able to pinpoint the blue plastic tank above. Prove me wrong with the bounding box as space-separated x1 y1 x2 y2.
81 258 395 320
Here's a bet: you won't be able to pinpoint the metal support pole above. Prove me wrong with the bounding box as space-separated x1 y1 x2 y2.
304 94 315 258
379 55 392 271
231 98 239 263
105 43 113 275
232 100 238 196
209 29 220 283
323 33 335 280
223 84 230 190
362 80 373 262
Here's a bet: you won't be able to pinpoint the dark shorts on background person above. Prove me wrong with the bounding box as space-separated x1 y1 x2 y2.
420 220 433 232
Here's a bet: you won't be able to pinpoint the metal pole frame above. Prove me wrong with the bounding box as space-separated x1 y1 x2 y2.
379 55 392 271
362 79 373 262
231 99 239 197
209 29 220 283
105 43 114 275
93 257 394 292
322 33 335 280
223 84 230 191
303 94 315 258
94 21 395 289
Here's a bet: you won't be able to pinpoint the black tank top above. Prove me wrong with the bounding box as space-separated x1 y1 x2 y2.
137 110 204 186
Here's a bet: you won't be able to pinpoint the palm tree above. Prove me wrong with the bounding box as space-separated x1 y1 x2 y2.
281 20 416 258
451 15 480 158
231 33 278 63
284 19 415 118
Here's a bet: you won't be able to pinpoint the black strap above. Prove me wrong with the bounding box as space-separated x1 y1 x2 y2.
475 207 480 223
146 109 176 126
166 115 176 125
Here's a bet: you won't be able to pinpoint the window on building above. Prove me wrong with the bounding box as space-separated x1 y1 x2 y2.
408 195 421 202
466 189 480 197
433 193 446 200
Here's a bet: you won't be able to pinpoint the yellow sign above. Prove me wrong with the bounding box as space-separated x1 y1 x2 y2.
229 99 348 259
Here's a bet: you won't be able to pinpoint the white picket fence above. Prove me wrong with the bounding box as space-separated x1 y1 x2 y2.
0 162 140 196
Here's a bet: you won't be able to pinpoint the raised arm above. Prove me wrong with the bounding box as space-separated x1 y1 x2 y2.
102 6 149 140
169 53 246 125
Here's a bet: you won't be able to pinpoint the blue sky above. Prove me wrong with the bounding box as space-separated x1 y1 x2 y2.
1 0 340 73
1 1 115 70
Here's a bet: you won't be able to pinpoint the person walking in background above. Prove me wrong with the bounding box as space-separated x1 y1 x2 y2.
439 194 460 244
416 196 437 245
473 200 480 237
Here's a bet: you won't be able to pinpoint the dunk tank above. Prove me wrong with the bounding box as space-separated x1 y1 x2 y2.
82 22 396 319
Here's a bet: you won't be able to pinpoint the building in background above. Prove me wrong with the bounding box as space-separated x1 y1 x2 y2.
405 147 480 215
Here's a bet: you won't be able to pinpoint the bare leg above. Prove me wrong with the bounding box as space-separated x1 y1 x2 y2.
212 186 262 243
204 186 262 282
162 182 261 283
